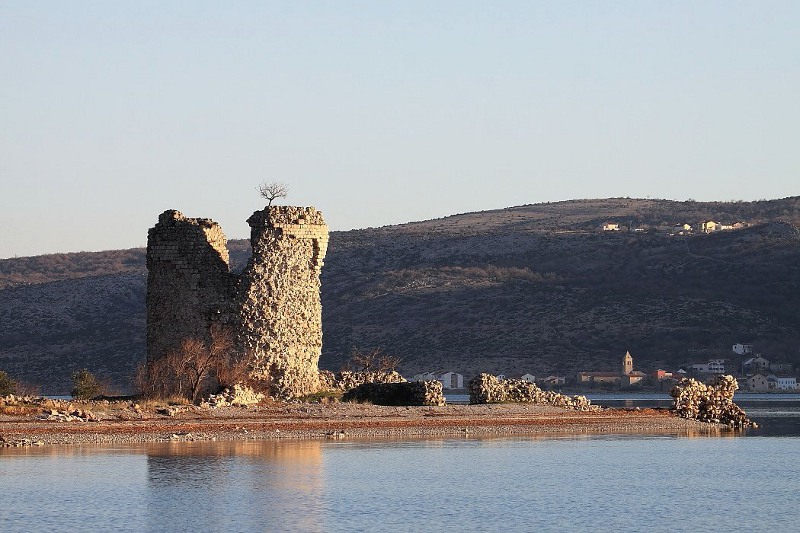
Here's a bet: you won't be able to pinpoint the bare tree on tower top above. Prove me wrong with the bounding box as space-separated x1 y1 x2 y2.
258 181 289 206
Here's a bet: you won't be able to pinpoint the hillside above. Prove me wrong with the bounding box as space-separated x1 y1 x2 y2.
1 197 799 393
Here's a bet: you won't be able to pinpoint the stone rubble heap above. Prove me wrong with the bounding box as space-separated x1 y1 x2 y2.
670 375 756 428
2 395 100 421
39 408 99 422
155 405 195 417
469 373 597 411
204 384 265 408
342 380 446 406
1 394 42 406
318 370 406 391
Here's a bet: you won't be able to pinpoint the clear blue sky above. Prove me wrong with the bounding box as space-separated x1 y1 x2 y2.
1 1 798 258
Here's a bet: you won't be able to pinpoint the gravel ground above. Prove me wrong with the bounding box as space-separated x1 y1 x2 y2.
0 399 735 447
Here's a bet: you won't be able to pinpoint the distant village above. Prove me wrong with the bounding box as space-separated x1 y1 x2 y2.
409 343 797 394
407 216 793 395
601 220 748 235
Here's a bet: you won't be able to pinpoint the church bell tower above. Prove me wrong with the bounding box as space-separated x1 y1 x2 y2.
623 351 633 375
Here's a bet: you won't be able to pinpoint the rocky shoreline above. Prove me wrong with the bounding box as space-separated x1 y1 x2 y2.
0 398 737 448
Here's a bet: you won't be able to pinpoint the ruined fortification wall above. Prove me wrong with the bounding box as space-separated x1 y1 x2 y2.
146 210 235 362
237 206 329 398
146 206 328 399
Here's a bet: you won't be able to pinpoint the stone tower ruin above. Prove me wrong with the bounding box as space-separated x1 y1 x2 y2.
146 206 328 399
146 210 235 362
237 206 329 398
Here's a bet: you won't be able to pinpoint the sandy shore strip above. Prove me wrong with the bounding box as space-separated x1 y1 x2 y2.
0 402 736 447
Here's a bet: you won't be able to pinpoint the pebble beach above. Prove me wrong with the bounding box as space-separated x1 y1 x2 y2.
0 399 732 447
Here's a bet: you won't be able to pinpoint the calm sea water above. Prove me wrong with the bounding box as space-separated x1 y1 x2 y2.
2 399 799 532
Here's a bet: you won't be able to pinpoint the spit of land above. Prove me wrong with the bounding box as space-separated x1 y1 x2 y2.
0 400 732 447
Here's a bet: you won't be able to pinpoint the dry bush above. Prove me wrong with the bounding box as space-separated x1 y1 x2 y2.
136 396 191 410
136 324 249 403
258 181 288 206
342 348 401 373
0 404 40 416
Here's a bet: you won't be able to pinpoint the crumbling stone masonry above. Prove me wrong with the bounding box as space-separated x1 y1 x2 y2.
318 370 406 392
342 381 446 406
146 210 235 363
670 375 756 428
146 206 328 399
468 373 597 411
238 207 329 398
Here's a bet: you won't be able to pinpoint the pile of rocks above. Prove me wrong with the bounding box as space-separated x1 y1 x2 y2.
468 373 596 411
1 394 46 407
39 408 98 422
318 370 406 391
342 380 446 406
205 384 265 408
2 395 103 421
670 375 756 428
468 373 507 403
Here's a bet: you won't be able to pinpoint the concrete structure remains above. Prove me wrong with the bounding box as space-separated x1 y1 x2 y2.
146 206 328 399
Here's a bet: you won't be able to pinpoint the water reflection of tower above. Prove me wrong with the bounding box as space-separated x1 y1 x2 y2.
144 441 324 530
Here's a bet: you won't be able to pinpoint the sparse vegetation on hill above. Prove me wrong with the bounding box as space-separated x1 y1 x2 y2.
1 197 799 393
320 197 800 378
0 248 146 289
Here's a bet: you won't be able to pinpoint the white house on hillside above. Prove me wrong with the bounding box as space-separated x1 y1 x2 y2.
520 373 536 383
772 376 797 391
439 372 464 389
732 343 753 355
691 359 725 374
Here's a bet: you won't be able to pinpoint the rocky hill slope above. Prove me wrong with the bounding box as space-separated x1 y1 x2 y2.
2 197 799 393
